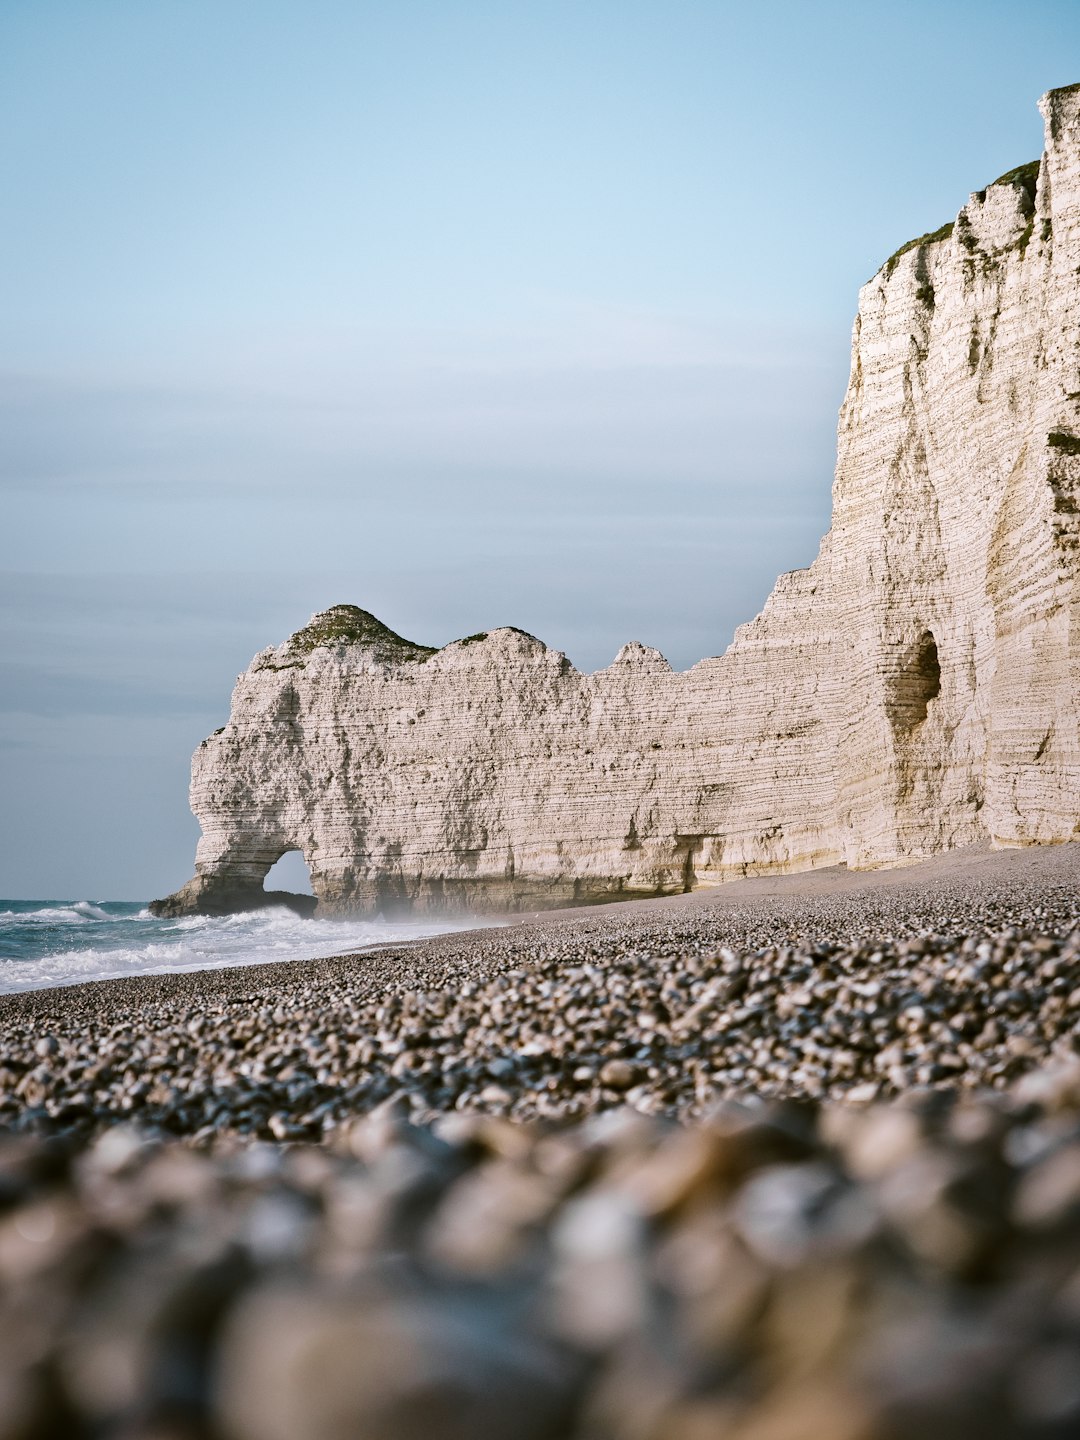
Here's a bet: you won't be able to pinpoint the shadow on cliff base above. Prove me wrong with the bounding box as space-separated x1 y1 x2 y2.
149 850 317 920
148 886 317 920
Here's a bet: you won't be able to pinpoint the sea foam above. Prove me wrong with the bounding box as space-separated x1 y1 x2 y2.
0 900 492 994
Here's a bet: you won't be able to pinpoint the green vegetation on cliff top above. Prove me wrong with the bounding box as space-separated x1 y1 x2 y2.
882 221 956 278
880 157 1039 279
283 608 547 664
989 159 1040 193
286 605 437 660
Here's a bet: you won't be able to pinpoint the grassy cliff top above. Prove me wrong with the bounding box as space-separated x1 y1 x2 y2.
881 220 956 279
285 606 437 662
879 156 1040 280
988 159 1040 193
281 607 549 666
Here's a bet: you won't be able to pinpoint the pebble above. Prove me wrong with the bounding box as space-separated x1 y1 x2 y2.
0 1069 1076 1436
0 848 1077 1434
4 853 1080 1137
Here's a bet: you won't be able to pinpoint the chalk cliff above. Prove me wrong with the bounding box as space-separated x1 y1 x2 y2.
153 83 1080 918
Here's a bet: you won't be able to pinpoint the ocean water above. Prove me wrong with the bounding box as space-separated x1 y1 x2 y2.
0 900 492 995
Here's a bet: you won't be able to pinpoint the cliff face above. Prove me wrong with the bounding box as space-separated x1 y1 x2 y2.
153 84 1080 918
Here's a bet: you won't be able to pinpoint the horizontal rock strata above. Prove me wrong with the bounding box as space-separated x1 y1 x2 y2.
157 83 1080 918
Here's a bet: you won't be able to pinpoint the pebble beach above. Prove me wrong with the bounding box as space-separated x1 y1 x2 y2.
4 843 1080 1437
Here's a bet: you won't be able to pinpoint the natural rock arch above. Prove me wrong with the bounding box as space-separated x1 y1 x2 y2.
150 839 317 918
151 82 1080 918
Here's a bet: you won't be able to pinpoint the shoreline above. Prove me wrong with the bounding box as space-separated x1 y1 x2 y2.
0 838 1073 1016
4 838 1080 1437
1 839 1078 1136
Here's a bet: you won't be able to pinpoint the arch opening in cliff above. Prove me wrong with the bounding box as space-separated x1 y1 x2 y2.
263 849 315 899
149 83 1080 921
148 842 319 919
244 845 318 918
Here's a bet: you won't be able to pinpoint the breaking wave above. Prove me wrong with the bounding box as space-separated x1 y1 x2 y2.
0 900 493 994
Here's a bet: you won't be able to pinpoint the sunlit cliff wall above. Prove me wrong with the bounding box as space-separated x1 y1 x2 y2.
154 84 1080 917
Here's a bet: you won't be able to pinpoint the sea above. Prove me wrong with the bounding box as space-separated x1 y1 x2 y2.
0 900 489 995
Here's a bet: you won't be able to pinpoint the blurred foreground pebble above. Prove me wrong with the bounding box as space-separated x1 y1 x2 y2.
5 1064 1080 1438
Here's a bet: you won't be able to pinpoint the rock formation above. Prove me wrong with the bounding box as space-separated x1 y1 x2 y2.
153 83 1080 919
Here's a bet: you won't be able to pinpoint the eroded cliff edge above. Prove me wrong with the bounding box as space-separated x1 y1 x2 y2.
153 83 1080 919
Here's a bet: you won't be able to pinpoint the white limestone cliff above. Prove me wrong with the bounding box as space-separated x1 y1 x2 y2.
153 83 1080 918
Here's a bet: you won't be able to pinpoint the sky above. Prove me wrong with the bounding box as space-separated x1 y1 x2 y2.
3 0 1080 899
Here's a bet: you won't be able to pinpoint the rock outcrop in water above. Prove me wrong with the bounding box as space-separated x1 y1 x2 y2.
154 84 1080 919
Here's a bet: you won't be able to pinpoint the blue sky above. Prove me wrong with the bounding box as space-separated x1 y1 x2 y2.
3 0 1079 898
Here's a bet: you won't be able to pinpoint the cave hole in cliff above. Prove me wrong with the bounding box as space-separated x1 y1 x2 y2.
887 630 941 732
263 850 315 897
